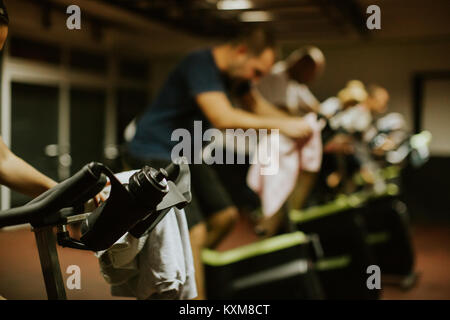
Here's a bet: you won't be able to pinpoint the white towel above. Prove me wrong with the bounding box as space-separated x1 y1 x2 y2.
247 113 324 217
95 171 197 300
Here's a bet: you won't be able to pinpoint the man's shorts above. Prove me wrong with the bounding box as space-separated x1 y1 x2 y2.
123 153 234 230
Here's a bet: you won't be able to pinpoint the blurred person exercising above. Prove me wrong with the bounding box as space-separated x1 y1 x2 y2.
256 45 325 115
0 0 56 300
323 81 392 192
0 1 106 299
252 46 326 236
125 28 313 299
0 1 57 201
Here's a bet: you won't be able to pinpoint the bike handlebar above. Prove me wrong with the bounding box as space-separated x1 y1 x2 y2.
0 163 107 228
0 160 191 252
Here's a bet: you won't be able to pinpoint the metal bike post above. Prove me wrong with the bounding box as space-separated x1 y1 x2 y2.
33 226 67 300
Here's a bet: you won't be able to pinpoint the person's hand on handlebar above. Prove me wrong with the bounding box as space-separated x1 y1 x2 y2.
280 117 313 142
68 192 107 241
93 192 107 206
324 134 354 154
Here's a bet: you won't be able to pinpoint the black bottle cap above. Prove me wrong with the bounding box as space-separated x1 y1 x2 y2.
128 166 168 208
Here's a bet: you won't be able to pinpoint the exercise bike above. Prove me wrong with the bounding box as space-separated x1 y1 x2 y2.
0 160 191 300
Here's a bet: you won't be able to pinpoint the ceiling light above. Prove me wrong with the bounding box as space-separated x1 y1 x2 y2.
217 0 252 10
239 11 272 22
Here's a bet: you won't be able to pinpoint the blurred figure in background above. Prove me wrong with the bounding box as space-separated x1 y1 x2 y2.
321 81 392 195
256 45 325 115
124 28 313 299
365 84 390 115
0 0 58 300
0 0 57 198
252 46 326 237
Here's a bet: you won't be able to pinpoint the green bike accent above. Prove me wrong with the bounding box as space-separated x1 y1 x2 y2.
353 165 401 186
202 232 308 267
366 232 391 245
289 196 350 223
382 166 401 180
290 183 399 224
316 255 351 271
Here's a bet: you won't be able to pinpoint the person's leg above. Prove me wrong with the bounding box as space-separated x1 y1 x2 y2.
254 206 286 238
183 191 209 299
212 162 260 213
288 171 318 210
206 206 239 249
254 171 318 238
189 222 208 300
190 164 238 249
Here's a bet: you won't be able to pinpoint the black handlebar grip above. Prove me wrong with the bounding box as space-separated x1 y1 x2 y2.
0 162 106 228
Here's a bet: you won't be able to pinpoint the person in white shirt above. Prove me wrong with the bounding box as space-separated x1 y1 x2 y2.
256 45 325 115
252 46 326 237
322 81 393 193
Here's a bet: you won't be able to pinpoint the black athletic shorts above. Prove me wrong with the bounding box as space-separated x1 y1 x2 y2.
123 152 234 230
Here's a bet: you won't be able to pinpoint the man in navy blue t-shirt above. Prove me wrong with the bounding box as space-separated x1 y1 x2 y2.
125 28 312 299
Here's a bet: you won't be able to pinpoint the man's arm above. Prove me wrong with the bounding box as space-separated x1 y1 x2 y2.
241 88 291 118
196 91 311 140
295 85 321 114
0 137 57 197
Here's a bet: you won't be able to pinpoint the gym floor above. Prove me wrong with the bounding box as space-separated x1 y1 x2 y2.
0 216 449 300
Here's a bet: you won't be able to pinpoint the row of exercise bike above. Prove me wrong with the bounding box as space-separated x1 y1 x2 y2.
0 117 431 300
